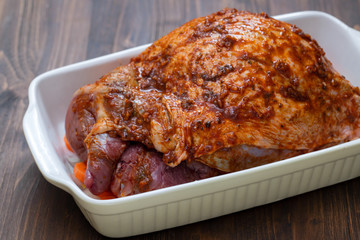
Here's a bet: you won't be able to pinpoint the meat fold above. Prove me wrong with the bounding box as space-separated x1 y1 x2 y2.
111 143 221 197
84 132 127 194
65 8 360 196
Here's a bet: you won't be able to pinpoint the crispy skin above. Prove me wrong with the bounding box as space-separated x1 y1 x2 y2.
66 9 360 178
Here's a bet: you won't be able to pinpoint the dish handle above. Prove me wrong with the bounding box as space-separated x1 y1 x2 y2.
23 105 67 187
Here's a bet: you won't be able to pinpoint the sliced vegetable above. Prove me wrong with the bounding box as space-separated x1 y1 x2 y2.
73 162 86 184
64 135 74 152
97 191 116 200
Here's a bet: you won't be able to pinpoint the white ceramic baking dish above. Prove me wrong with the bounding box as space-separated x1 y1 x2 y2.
23 11 360 238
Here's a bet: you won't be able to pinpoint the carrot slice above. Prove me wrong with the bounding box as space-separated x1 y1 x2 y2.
97 191 116 200
64 135 74 152
73 162 87 184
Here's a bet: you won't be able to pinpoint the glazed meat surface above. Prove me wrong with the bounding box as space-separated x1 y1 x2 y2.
65 9 360 195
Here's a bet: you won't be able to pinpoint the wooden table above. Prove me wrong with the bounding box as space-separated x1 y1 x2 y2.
1 0 360 239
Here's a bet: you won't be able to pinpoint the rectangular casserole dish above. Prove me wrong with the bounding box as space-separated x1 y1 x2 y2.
23 11 360 238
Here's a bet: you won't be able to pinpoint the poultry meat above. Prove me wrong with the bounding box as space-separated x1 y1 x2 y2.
65 8 360 196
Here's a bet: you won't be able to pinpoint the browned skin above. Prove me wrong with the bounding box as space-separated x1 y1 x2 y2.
66 9 360 174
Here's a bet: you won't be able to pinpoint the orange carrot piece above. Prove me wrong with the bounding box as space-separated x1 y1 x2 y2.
64 135 74 152
73 162 87 184
97 191 116 200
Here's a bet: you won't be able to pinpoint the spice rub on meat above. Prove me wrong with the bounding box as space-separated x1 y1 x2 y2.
65 8 360 196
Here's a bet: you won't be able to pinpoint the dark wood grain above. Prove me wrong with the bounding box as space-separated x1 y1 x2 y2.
1 0 360 239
